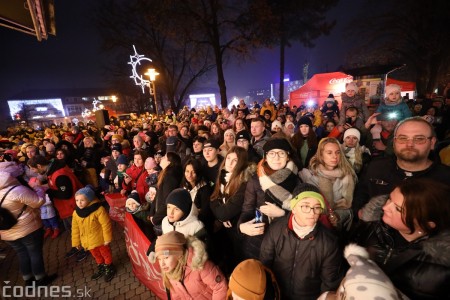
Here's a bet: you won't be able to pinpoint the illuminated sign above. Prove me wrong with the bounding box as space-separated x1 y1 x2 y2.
7 99 65 120
189 94 217 109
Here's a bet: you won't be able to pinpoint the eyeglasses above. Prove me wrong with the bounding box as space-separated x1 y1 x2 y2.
394 135 432 144
300 205 323 215
266 151 287 158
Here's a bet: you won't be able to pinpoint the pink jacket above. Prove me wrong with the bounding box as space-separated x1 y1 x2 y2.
0 168 44 241
167 238 227 300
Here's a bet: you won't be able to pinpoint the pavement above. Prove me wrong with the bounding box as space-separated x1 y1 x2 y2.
0 222 159 300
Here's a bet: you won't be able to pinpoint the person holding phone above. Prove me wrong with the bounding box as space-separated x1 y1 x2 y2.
238 137 302 260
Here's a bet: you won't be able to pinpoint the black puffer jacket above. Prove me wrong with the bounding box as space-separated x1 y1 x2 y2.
351 221 450 299
260 215 344 300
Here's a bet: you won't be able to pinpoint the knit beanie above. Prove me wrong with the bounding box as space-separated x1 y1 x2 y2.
145 157 157 170
154 231 186 259
111 143 122 153
346 82 358 92
166 188 192 221
290 183 325 210
335 244 400 300
298 116 312 128
271 120 282 131
75 185 96 202
166 136 178 153
235 130 251 142
385 84 401 97
343 128 361 141
228 259 266 300
263 137 291 154
117 154 129 165
126 191 141 212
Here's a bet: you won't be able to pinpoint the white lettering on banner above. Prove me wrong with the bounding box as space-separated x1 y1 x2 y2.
2 281 89 298
123 226 165 292
329 76 353 85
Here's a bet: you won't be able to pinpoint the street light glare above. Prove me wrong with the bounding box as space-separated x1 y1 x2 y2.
145 68 159 81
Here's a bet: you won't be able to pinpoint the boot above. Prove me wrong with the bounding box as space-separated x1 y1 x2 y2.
103 264 116 282
91 264 105 280
43 228 52 239
51 228 60 239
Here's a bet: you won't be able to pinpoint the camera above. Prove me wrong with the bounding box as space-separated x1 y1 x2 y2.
345 117 352 124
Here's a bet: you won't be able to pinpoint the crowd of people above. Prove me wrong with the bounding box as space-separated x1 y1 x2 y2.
1 82 450 299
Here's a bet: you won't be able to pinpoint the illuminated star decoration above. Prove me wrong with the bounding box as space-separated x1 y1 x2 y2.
128 45 153 93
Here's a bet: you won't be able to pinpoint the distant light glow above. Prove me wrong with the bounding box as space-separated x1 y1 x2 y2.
189 94 216 109
7 99 65 120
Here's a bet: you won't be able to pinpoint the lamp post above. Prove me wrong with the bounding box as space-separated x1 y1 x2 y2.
145 68 159 114
111 95 117 115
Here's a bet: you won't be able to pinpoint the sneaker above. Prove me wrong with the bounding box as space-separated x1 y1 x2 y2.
35 274 57 286
91 264 105 280
43 228 53 239
103 264 116 282
65 247 80 258
76 250 89 262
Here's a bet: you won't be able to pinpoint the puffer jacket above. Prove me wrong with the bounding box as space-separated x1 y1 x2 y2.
71 200 112 250
161 204 206 238
260 214 344 300
167 237 228 300
351 221 450 299
0 171 44 241
339 92 370 124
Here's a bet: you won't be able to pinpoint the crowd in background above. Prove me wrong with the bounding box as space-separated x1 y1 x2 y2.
1 82 450 299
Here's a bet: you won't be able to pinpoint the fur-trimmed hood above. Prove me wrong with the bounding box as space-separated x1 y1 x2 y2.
185 236 208 271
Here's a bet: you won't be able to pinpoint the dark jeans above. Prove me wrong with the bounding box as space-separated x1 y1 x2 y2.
6 228 45 280
42 217 59 229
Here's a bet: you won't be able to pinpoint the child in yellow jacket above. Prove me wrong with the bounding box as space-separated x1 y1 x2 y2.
72 186 115 282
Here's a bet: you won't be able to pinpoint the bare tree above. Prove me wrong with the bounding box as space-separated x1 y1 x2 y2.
345 0 450 95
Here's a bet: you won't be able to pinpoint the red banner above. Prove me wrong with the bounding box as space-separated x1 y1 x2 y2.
124 213 167 299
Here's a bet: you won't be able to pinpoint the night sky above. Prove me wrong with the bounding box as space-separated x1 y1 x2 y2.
0 1 362 102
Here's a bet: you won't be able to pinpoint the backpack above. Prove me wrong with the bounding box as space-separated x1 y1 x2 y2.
0 185 24 230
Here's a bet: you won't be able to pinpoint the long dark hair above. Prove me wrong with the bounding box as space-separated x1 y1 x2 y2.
181 158 204 189
210 146 248 201
157 152 181 189
398 178 450 235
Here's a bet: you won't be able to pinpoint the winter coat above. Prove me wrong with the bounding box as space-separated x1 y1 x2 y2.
162 204 206 239
71 200 112 250
40 195 56 220
353 157 450 214
166 237 228 300
260 104 277 121
187 182 214 234
351 221 450 299
238 167 301 259
47 160 83 219
260 214 344 300
376 98 412 122
122 164 148 202
339 93 370 124
251 130 272 160
0 171 44 241
151 166 183 226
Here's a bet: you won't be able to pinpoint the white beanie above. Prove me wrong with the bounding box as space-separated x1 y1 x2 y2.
337 244 400 300
271 120 282 131
346 82 358 92
284 121 295 129
343 128 361 141
385 84 401 97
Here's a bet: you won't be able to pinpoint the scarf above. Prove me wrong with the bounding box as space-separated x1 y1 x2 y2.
317 165 354 209
163 250 188 289
75 202 102 218
257 160 298 209
292 216 316 239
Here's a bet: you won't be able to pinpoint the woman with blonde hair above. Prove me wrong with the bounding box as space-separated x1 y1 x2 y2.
219 129 236 157
299 137 357 231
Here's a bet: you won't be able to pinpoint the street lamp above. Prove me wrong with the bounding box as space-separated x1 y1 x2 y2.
145 68 159 114
111 95 117 115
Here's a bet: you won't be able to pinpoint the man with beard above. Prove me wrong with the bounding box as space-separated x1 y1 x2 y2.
353 117 450 218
